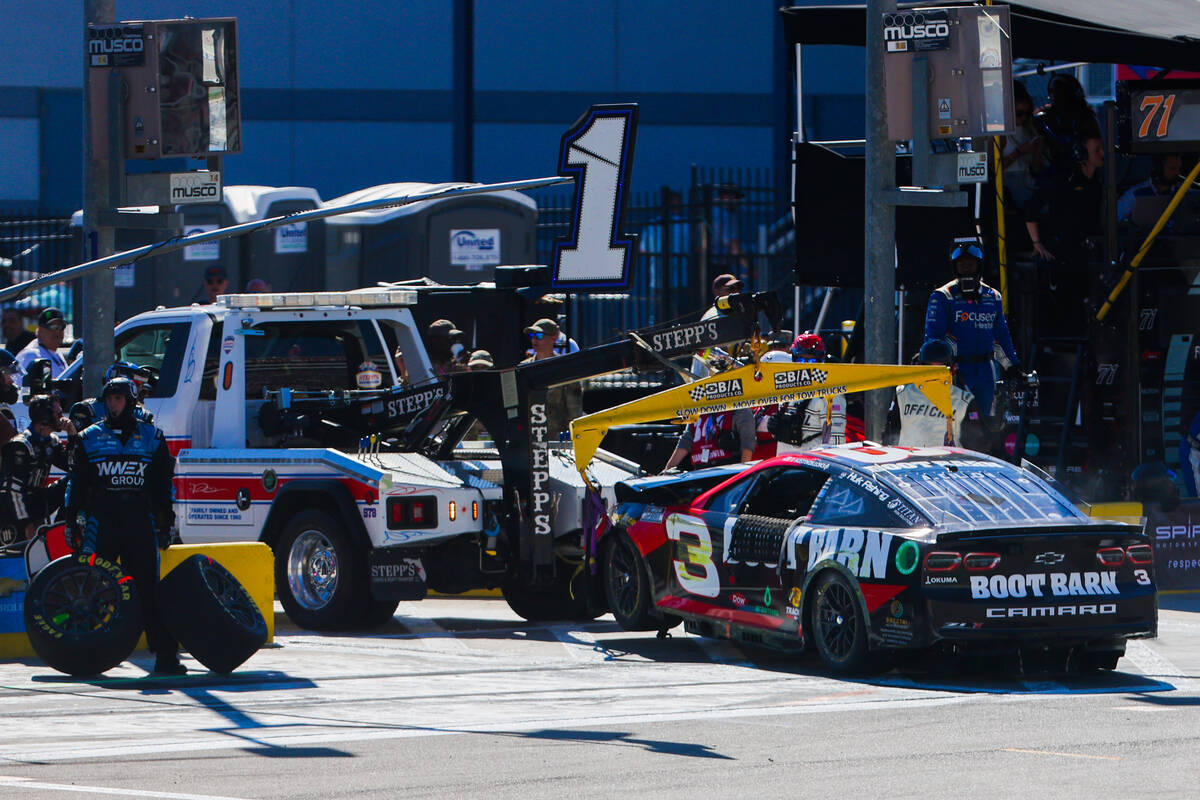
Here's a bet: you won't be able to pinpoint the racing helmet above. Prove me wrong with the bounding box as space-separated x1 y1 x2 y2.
790 332 826 363
950 241 984 297
918 339 954 366
101 377 137 424
759 350 792 364
26 394 56 428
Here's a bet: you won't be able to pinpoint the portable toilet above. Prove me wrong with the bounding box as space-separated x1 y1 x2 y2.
323 182 537 289
224 186 325 292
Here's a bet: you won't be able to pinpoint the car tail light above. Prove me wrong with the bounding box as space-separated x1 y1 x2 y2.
386 496 437 529
1096 547 1126 566
924 551 961 571
963 552 1001 571
1125 544 1153 565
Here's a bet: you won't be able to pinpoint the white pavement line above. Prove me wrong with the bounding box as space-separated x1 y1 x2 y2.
692 636 755 667
1124 639 1199 691
0 776 252 800
393 604 471 652
0 693 975 764
549 625 611 663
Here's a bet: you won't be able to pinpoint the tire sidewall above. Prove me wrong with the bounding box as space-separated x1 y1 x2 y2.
602 532 655 631
809 570 870 674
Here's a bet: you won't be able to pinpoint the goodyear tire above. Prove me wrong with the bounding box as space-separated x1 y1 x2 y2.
275 509 364 630
23 553 142 676
603 532 662 631
809 571 871 674
161 555 267 674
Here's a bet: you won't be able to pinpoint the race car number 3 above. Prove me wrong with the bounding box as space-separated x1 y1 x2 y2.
666 513 719 598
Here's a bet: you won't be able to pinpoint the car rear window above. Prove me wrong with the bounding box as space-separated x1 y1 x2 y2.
873 463 1085 525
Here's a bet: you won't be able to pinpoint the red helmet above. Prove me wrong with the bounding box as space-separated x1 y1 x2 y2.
790 332 826 362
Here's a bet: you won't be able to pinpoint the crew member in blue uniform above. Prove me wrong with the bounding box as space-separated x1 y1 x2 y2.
923 241 1021 416
69 361 155 431
65 378 183 675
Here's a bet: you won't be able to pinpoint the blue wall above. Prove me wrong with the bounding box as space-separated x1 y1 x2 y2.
1 1 863 211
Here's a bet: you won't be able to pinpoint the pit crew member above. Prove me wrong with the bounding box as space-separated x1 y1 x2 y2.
0 395 69 544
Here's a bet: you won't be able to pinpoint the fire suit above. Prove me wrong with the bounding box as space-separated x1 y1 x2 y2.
0 428 69 545
65 416 177 658
923 279 1019 415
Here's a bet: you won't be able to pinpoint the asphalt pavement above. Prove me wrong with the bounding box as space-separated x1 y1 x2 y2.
0 595 1196 799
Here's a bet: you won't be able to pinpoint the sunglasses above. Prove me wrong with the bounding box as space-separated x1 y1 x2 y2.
43 321 65 331
528 331 547 339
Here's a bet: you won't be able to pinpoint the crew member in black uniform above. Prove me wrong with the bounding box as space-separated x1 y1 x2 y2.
65 378 183 675
0 396 69 545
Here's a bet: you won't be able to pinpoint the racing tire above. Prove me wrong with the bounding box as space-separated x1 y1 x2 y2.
23 553 142 676
809 571 873 675
603 532 661 632
501 563 600 623
161 555 267 674
275 509 364 631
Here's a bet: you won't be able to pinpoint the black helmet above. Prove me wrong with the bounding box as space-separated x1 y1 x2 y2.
918 340 954 366
102 377 137 402
68 400 95 431
27 394 56 427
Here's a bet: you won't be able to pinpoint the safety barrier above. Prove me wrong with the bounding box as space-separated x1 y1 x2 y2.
0 542 274 660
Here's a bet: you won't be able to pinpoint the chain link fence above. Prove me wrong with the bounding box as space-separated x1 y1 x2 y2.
534 166 800 346
0 212 77 336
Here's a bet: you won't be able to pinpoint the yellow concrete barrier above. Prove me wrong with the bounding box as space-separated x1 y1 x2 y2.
0 542 274 660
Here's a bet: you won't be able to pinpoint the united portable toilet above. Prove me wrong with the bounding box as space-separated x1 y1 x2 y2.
224 186 325 292
323 182 537 289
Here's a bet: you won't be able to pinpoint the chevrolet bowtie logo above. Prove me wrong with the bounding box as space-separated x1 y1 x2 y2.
1033 552 1065 566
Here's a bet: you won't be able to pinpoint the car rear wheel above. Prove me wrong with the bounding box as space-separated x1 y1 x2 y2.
810 571 871 674
603 532 679 632
275 510 363 630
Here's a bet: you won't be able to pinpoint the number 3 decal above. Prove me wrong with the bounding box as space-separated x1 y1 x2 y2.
665 513 720 598
1135 569 1151 586
552 104 639 289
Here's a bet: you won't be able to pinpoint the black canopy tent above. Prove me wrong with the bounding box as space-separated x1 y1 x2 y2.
782 1 1200 290
781 2 1200 70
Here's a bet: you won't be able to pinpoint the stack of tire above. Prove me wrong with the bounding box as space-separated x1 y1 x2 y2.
24 552 267 677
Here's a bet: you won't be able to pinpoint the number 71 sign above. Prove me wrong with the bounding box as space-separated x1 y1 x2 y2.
552 104 639 289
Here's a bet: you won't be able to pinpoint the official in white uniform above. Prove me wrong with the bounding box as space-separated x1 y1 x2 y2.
890 340 982 449
15 308 67 378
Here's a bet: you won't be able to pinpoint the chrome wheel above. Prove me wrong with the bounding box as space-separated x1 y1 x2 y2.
287 529 338 610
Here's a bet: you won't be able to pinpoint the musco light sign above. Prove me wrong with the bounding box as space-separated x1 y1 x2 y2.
170 172 223 205
88 24 145 67
883 10 951 53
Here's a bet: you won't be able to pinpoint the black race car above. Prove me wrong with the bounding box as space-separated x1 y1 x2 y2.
598 443 1157 673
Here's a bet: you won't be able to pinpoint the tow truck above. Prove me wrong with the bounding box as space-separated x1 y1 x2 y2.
87 280 784 629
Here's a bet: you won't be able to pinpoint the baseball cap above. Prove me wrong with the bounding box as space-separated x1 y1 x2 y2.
204 265 228 281
427 319 463 338
711 273 744 294
523 318 560 336
467 349 494 369
37 308 65 329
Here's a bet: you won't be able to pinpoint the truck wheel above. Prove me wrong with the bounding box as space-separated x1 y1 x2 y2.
161 555 267 674
810 571 871 674
501 564 598 623
356 596 399 629
24 554 142 676
603 532 659 631
276 509 363 630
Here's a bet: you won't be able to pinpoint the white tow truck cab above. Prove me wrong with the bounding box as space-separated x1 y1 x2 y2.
100 287 633 630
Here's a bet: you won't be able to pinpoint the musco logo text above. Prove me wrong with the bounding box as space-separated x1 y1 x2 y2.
970 571 1118 599
688 378 744 403
883 11 951 51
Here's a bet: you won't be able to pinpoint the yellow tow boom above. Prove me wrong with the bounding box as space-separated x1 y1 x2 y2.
570 361 954 481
